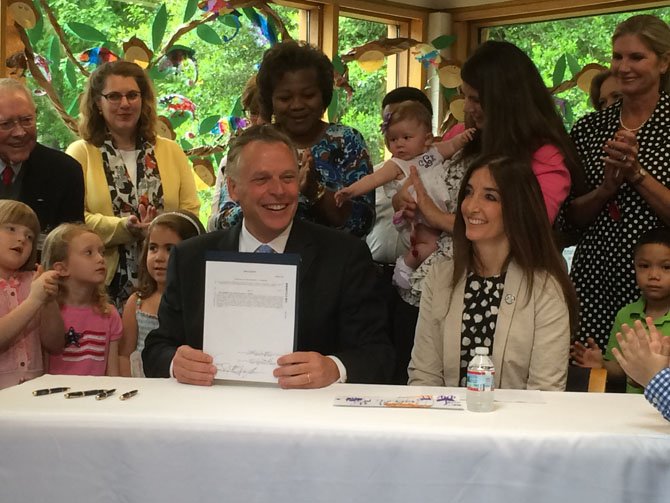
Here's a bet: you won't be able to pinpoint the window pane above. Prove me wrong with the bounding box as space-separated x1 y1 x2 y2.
17 0 300 224
338 16 391 165
486 7 670 130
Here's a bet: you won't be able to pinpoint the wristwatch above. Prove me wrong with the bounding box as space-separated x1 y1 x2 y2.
630 167 648 186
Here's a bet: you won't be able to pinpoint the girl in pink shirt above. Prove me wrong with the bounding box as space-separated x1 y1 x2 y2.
42 224 121 376
0 200 64 389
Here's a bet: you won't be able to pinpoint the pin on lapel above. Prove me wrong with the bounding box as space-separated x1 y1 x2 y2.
504 294 515 305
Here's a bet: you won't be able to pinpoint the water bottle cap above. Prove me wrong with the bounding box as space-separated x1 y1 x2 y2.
475 347 489 355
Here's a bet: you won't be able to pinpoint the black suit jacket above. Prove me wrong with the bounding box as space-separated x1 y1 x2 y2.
143 219 394 384
18 143 85 232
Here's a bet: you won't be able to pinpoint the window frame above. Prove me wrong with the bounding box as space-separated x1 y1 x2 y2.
449 0 670 61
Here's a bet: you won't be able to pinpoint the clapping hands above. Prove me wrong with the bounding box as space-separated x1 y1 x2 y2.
612 318 670 387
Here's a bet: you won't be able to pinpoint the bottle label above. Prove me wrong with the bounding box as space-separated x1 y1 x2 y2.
466 370 495 392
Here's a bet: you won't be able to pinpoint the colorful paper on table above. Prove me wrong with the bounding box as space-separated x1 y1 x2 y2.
334 394 462 410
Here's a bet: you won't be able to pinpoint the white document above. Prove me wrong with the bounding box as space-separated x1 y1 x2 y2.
203 252 299 383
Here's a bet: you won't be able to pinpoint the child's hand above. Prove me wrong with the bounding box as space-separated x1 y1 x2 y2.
30 266 60 304
334 188 352 207
455 128 476 149
570 337 604 368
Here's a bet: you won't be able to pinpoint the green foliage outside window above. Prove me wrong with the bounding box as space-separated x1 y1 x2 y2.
488 7 670 130
17 2 670 225
338 16 389 166
21 0 299 224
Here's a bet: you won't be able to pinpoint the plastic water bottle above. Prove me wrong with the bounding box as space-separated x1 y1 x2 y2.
466 347 495 412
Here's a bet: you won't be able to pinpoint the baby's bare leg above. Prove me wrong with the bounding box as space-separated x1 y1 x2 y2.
404 223 439 269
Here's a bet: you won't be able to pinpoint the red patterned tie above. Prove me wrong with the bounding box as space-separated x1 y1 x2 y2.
2 166 14 187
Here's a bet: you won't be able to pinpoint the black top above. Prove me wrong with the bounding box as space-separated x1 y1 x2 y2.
459 271 505 386
3 143 85 235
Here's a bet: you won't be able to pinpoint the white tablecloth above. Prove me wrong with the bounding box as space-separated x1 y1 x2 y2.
1 375 669 503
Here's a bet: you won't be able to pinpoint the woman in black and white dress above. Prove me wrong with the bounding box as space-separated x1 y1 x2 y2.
566 14 670 348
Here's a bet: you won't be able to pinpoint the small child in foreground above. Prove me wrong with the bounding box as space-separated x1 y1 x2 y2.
572 228 670 392
42 224 121 376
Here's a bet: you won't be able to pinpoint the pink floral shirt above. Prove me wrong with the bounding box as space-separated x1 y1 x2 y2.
0 272 44 389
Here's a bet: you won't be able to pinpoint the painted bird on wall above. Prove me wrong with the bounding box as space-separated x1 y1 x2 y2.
79 47 119 66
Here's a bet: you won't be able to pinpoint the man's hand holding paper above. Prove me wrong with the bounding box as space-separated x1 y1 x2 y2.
274 351 341 389
173 345 217 386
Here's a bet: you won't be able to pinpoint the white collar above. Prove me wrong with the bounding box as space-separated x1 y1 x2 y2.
0 159 22 174
238 219 293 253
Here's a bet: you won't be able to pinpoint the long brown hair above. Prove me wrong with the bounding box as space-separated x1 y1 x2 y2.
41 224 110 314
78 61 158 147
135 211 204 299
460 41 585 196
452 155 578 336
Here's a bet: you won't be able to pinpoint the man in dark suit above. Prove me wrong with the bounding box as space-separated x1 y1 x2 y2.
143 125 393 387
0 79 84 239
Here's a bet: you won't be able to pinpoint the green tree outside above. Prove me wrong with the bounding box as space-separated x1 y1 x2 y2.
488 7 670 130
18 2 670 224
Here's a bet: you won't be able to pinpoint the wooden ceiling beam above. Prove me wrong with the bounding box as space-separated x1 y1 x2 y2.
449 0 669 24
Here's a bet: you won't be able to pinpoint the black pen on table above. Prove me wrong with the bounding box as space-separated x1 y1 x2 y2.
64 389 106 398
95 389 116 400
119 389 139 401
32 387 70 396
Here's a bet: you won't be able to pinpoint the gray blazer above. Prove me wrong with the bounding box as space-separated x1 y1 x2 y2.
408 258 569 390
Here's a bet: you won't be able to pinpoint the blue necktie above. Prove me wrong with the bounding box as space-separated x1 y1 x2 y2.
255 244 276 253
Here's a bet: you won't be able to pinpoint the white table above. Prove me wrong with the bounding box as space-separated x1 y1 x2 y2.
1 375 669 503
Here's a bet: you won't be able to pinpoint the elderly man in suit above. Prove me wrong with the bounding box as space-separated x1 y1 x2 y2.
0 79 84 238
143 125 393 387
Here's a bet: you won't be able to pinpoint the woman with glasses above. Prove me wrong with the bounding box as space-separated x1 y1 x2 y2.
0 78 84 242
66 61 199 308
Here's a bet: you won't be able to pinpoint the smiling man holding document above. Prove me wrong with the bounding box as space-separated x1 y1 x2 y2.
143 125 393 387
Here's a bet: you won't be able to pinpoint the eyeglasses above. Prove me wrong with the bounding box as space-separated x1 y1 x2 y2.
100 91 142 104
0 115 36 132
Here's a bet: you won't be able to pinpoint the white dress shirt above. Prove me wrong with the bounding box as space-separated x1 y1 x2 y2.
238 219 292 253
239 218 346 383
0 159 22 183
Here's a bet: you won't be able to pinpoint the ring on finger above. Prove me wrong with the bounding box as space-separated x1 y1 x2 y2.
307 372 311 384
621 154 627 162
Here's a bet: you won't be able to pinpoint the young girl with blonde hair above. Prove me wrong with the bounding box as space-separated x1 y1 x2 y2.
42 223 121 376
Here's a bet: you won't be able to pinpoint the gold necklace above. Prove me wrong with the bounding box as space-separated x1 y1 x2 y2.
619 109 649 132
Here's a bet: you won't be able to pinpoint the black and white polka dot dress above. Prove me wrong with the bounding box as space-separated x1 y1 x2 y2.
569 93 670 349
459 272 505 386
